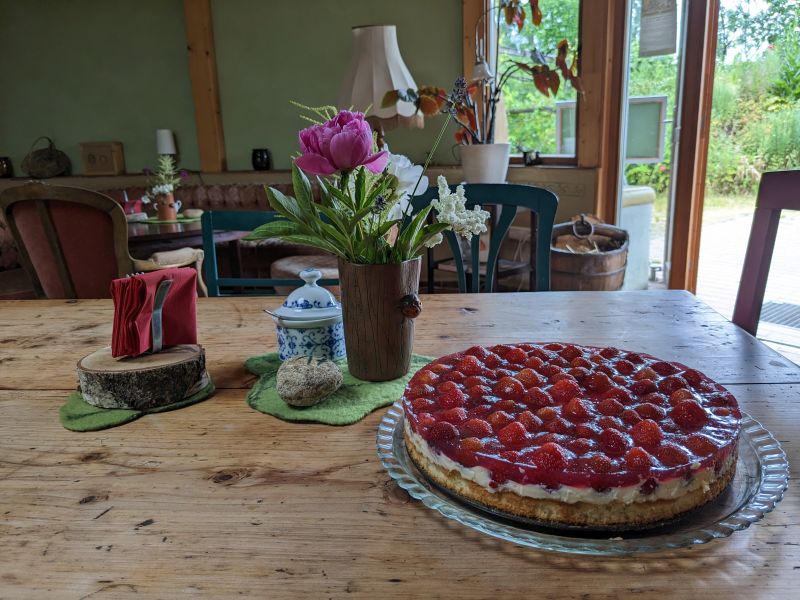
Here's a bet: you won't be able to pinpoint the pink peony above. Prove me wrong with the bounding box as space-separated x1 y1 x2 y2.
295 110 388 176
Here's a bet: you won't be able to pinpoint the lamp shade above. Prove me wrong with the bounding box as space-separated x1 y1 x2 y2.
156 129 176 155
338 25 422 130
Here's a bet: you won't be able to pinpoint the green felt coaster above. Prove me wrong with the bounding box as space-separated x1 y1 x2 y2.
59 380 216 432
245 353 432 425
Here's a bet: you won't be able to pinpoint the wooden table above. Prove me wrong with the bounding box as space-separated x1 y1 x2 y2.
0 291 797 599
126 221 243 259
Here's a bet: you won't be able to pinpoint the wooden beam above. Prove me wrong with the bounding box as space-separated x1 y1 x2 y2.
579 1 627 224
668 0 719 291
184 0 226 172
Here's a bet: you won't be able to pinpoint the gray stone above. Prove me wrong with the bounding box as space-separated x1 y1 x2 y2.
276 356 343 407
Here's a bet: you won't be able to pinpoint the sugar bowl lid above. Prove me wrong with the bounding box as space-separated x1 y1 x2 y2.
271 268 341 320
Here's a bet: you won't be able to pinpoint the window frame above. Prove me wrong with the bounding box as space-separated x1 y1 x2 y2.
463 0 584 167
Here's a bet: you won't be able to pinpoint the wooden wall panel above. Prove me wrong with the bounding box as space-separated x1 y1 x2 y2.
184 0 226 172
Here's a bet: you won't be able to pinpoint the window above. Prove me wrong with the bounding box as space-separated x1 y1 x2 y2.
496 0 581 159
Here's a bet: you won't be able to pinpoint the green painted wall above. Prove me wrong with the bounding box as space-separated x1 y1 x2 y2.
212 0 462 170
0 0 461 175
0 0 199 174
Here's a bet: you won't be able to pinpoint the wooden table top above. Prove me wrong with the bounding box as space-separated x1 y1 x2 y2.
127 219 204 240
0 291 797 599
125 221 243 260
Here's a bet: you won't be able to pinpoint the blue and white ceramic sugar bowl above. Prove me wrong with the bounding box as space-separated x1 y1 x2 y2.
268 269 346 361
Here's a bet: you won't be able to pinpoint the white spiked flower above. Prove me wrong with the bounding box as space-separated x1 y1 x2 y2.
431 176 490 238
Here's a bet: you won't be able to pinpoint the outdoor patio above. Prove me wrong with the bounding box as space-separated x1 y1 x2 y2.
651 208 800 365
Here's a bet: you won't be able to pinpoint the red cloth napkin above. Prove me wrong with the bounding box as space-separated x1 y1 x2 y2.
110 268 198 358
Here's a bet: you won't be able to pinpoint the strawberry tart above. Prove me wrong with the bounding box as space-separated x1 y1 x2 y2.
402 343 741 529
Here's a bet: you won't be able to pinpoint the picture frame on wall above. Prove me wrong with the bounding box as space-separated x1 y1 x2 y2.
80 141 126 175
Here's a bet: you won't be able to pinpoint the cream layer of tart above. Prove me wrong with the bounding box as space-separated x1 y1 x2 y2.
405 421 732 506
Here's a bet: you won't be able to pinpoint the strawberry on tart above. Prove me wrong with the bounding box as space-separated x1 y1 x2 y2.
402 343 741 529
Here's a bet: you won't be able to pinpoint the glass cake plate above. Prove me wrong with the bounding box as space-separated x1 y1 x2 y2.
376 402 788 555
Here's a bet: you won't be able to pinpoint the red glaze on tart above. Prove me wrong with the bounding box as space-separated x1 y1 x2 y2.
402 343 741 528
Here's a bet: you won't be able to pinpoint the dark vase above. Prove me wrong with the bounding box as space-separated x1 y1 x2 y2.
337 257 422 381
0 157 13 178
251 148 271 171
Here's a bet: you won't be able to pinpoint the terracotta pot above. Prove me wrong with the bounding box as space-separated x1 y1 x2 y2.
155 192 181 221
337 257 422 381
459 143 510 183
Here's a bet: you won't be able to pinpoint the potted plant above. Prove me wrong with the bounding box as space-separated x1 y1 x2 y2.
143 155 185 221
245 87 490 381
383 0 582 183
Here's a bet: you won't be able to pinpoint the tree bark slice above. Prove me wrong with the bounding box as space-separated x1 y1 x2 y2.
338 258 421 381
77 345 207 410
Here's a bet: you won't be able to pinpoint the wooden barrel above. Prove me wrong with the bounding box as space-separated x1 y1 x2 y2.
550 222 629 291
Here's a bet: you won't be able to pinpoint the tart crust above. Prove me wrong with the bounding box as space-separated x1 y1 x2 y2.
406 427 737 529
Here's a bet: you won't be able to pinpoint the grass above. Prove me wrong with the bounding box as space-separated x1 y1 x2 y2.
652 192 758 226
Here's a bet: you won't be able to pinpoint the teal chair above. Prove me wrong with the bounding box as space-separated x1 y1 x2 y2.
201 210 338 296
412 183 558 293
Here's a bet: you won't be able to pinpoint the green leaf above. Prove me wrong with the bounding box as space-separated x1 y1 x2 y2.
410 222 450 255
366 174 392 205
354 167 367 210
314 206 356 257
315 223 353 257
350 203 378 225
243 219 301 241
374 219 401 238
291 163 314 213
317 177 334 207
279 234 347 259
324 180 356 212
266 186 304 224
397 205 431 252
316 204 351 236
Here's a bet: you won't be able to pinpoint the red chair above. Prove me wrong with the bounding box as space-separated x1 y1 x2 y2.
0 182 207 299
732 170 800 336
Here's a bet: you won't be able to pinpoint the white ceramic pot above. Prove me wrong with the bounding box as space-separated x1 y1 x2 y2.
273 315 346 361
459 143 510 184
267 268 346 361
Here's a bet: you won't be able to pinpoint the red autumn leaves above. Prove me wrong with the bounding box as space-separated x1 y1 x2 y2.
514 39 583 98
503 0 542 32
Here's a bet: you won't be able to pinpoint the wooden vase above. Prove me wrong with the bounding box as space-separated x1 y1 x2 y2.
338 257 422 381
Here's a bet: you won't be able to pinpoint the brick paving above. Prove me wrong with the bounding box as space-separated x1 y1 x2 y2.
650 209 800 365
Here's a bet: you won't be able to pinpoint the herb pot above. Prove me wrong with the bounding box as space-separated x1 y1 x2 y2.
155 193 181 221
337 257 422 381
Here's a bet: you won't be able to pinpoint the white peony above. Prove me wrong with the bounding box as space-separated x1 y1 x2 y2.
431 175 490 238
385 152 429 220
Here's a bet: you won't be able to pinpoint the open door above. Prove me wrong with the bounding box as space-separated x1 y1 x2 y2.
666 0 719 291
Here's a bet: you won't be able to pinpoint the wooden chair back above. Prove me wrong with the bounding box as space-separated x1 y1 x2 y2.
201 210 338 296
412 183 558 293
0 183 133 298
732 170 800 336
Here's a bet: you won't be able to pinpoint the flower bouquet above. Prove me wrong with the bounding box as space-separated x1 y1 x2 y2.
246 89 489 380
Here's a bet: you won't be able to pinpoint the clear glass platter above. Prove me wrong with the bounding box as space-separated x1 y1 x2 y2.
377 402 789 555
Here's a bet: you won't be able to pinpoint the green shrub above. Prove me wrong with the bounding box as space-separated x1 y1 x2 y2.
771 32 800 101
758 108 800 169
